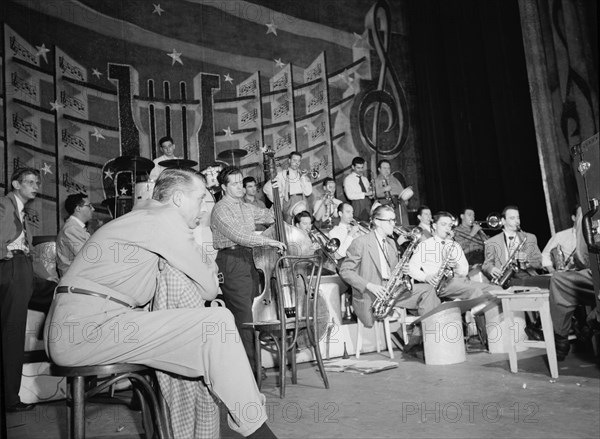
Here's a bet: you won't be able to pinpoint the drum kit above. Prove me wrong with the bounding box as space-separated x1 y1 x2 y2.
103 155 198 218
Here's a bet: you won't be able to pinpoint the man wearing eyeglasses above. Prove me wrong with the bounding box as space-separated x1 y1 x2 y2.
56 193 95 277
339 205 441 332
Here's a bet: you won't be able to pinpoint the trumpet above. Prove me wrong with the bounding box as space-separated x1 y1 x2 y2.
393 225 415 239
300 168 320 179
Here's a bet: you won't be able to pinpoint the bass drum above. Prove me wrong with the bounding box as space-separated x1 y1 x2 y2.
134 181 155 205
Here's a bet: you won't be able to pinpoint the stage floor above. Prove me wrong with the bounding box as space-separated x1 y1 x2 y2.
6 345 599 438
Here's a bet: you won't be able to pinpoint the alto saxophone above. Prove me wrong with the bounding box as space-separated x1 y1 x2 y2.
492 233 527 288
372 227 423 320
431 238 457 294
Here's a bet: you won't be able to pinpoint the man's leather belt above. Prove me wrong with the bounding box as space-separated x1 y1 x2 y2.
219 245 241 251
56 286 134 308
2 249 30 260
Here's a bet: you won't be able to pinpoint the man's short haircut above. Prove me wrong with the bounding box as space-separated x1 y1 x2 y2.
65 193 88 215
152 168 201 202
371 204 394 220
433 211 454 224
293 210 313 226
11 167 40 185
352 157 365 167
502 205 519 218
243 176 256 188
417 205 430 216
377 159 391 169
337 202 352 214
289 151 302 160
217 166 242 187
461 206 474 215
158 136 174 147
322 177 335 187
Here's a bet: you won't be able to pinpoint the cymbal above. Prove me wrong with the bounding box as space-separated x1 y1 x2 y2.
113 156 155 173
217 149 248 161
159 159 198 169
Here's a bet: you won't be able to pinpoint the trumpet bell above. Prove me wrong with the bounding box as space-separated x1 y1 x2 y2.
326 237 340 253
486 213 501 229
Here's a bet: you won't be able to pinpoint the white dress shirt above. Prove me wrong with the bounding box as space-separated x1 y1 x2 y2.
408 236 468 282
541 227 577 268
343 172 371 201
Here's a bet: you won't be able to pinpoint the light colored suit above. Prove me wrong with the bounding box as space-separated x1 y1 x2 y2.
0 193 31 258
482 231 543 279
339 231 440 328
56 216 90 276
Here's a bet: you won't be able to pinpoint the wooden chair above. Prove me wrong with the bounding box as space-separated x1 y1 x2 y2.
355 307 418 359
244 255 329 398
50 363 170 439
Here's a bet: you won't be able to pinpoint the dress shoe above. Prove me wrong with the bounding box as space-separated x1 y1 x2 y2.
466 336 487 353
555 334 570 361
7 402 35 412
525 325 544 341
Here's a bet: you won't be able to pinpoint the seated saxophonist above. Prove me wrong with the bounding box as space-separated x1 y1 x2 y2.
339 205 441 348
482 205 546 288
407 211 495 301
453 207 489 266
541 206 579 273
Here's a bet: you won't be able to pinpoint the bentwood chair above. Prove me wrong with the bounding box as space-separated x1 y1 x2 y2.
50 363 171 439
244 255 329 398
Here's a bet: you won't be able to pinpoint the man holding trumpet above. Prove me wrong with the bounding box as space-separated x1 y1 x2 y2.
453 208 490 265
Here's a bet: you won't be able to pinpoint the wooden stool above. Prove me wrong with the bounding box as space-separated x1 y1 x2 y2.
495 289 559 378
50 363 170 439
355 309 417 359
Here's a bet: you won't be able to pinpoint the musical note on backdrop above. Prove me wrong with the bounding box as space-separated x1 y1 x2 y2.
357 0 409 157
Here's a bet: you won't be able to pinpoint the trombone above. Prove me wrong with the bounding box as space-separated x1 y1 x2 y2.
350 220 370 235
308 225 341 268
475 213 502 230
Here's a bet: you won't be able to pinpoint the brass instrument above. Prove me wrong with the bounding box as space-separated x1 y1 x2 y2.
475 213 502 229
431 236 457 294
308 225 341 257
372 227 423 319
393 225 416 239
350 220 370 236
550 245 576 271
324 190 334 227
492 232 527 288
300 168 320 179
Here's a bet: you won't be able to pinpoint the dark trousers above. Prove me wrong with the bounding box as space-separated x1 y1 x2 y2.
351 199 372 222
216 248 260 374
549 269 597 337
0 254 34 407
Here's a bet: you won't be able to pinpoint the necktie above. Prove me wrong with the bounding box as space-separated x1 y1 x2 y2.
21 211 29 250
507 236 516 255
358 175 367 193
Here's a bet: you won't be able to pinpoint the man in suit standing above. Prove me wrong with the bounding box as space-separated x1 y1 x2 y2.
482 205 546 287
0 168 40 412
56 193 94 277
339 205 440 335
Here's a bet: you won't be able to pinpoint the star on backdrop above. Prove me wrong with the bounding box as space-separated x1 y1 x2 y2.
223 126 233 137
92 68 102 78
120 187 128 196
41 163 52 175
104 169 114 180
91 127 105 141
266 22 278 36
353 31 372 50
50 100 64 112
153 4 164 16
274 58 285 68
224 73 233 84
35 43 50 63
167 49 183 65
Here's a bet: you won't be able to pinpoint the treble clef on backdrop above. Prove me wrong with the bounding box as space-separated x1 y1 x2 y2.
357 0 409 158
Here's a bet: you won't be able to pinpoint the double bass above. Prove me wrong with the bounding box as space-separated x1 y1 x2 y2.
252 147 314 322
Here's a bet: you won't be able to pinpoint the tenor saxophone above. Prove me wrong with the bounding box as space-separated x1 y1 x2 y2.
371 227 423 320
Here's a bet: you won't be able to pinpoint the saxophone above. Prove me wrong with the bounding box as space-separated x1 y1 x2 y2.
431 238 457 294
382 177 393 203
492 232 527 288
372 227 423 320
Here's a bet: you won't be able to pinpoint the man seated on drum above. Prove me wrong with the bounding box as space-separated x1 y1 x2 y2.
56 193 94 277
482 205 546 288
149 135 182 181
45 168 277 438
328 203 364 262
313 177 342 229
453 207 488 266
541 206 579 273
339 205 441 350
211 166 286 375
